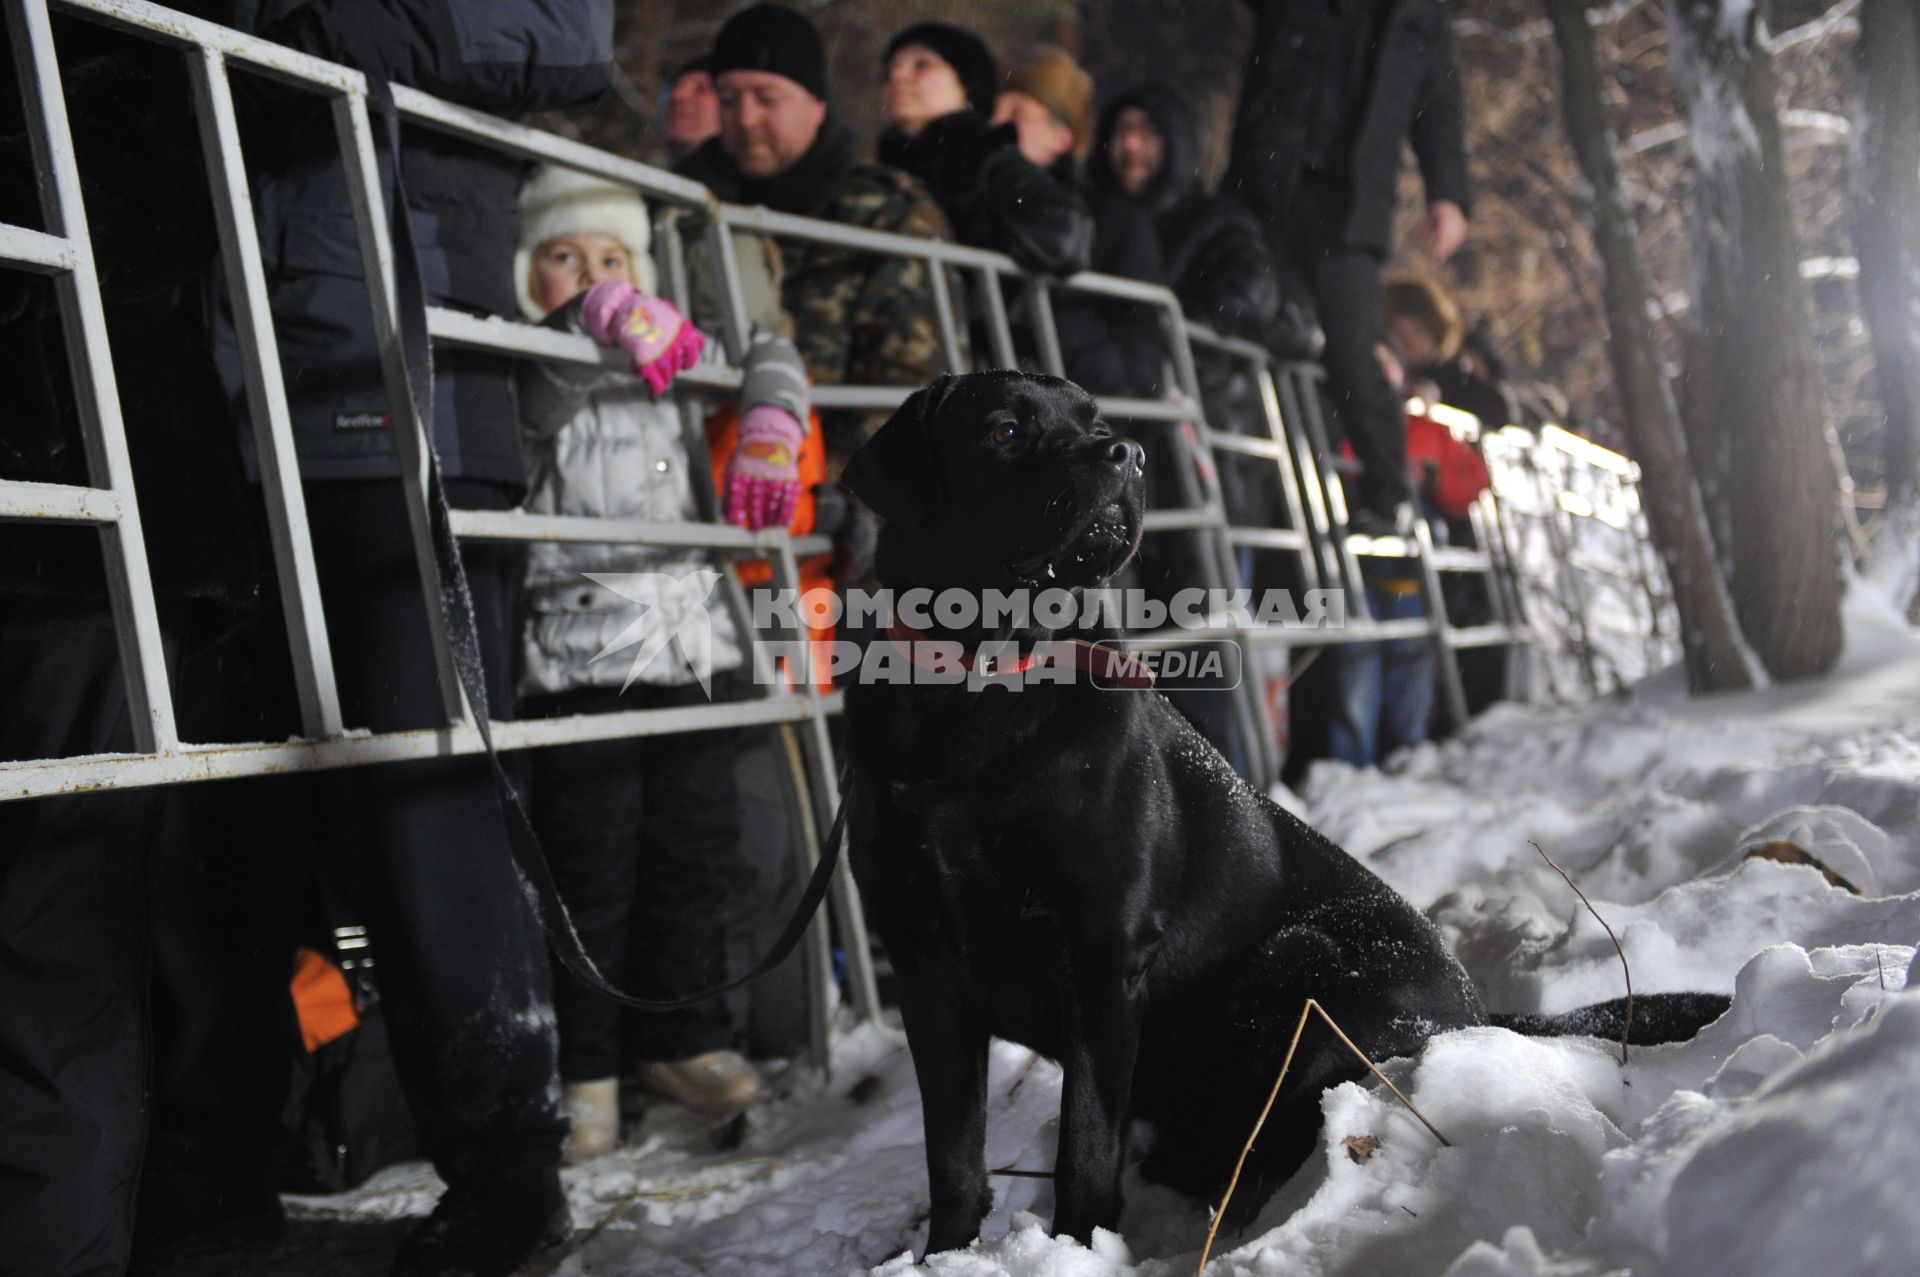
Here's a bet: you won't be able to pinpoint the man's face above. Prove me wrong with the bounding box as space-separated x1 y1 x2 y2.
881 44 969 136
665 69 720 156
991 91 1074 169
1107 107 1165 198
716 69 827 179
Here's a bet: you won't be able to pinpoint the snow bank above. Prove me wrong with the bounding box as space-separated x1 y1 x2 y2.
262 582 1920 1277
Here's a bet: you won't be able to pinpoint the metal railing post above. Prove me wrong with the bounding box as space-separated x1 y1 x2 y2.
188 45 344 738
6 0 177 752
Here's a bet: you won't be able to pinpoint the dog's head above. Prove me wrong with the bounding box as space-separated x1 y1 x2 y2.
843 371 1147 595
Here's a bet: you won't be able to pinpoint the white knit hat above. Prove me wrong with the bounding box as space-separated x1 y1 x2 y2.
513 164 658 320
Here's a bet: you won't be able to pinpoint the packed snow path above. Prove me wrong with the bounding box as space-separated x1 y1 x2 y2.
158 582 1920 1276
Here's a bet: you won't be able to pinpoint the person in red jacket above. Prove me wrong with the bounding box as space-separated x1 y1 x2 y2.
1324 356 1491 767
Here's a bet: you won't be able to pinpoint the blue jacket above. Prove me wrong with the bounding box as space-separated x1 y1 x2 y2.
208 0 613 485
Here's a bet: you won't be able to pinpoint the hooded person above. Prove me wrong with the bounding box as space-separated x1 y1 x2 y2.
1089 83 1321 362
1088 82 1324 581
677 2 962 466
1086 85 1330 772
876 23 1093 277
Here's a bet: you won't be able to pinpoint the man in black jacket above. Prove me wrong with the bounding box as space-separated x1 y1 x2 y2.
1089 82 1323 574
1224 0 1470 533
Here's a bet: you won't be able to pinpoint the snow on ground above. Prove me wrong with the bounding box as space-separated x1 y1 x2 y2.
182 580 1920 1275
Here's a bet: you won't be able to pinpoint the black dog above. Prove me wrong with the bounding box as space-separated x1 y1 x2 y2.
840 371 1723 1255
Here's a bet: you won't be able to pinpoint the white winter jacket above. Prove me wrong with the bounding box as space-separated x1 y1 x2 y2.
516 306 742 697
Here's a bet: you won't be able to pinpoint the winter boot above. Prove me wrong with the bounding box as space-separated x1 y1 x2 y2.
390 1165 569 1277
632 1050 767 1117
561 1077 620 1164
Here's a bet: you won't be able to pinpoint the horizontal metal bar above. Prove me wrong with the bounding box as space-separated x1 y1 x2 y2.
1097 396 1195 423
1205 432 1289 461
719 202 1014 273
1425 548 1494 572
57 0 362 92
1447 624 1523 648
1141 507 1223 532
390 84 715 207
1055 270 1183 310
1324 617 1434 644
0 220 75 272
1127 625 1251 647
450 507 811 554
1227 527 1309 551
1128 622 1341 648
1344 532 1418 558
0 692 840 804
810 383 914 411
426 305 742 390
1184 323 1270 364
0 478 121 524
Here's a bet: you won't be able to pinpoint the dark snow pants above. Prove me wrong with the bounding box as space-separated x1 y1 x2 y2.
0 602 174 1277
521 682 750 1077
287 479 566 1177
1269 171 1412 522
146 479 565 1191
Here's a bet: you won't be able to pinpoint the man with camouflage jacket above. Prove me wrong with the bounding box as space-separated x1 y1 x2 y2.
679 3 962 467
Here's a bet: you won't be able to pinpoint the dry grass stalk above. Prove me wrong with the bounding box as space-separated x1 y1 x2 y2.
1194 998 1452 1275
1531 839 1634 1065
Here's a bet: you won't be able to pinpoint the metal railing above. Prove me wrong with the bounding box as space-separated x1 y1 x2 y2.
2 0 1666 1059
1481 423 1678 699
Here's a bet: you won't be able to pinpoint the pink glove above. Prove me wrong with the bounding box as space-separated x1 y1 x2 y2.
724 404 805 530
579 279 706 395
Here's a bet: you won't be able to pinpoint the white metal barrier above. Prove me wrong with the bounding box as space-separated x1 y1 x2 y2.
1 0 1667 1055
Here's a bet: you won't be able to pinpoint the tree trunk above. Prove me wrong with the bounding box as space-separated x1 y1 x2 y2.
1851 0 1920 620
1542 0 1759 692
1667 0 1845 680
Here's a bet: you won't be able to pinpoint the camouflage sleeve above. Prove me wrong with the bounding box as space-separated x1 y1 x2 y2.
849 174 969 387
835 174 973 456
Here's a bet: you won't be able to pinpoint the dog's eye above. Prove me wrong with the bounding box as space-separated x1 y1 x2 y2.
1088 422 1113 440
991 419 1023 446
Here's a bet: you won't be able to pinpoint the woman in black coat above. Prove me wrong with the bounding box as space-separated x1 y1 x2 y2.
875 23 1092 279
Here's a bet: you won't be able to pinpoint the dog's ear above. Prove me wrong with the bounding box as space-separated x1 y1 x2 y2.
840 375 956 529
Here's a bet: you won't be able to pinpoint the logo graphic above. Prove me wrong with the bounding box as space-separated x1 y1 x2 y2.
583 569 723 696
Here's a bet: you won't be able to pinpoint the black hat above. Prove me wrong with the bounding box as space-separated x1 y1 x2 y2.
670 55 711 85
884 23 997 119
711 4 828 101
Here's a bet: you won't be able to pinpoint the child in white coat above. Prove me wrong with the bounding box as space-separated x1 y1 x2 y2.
513 166 809 1161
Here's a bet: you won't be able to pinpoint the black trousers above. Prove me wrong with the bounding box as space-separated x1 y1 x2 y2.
146 479 565 1193
1268 172 1411 520
0 601 176 1277
523 682 749 1078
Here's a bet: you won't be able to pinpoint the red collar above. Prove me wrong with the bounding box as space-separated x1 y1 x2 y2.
885 623 1157 689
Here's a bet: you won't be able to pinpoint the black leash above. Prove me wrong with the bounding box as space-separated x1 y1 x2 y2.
369 82 844 1011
